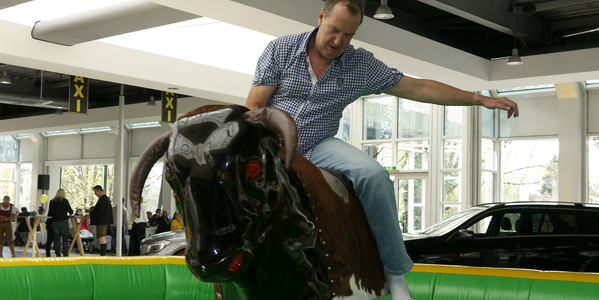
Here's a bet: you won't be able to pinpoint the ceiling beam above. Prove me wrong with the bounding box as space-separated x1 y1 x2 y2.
553 15 599 31
0 97 225 136
415 0 548 43
534 0 598 12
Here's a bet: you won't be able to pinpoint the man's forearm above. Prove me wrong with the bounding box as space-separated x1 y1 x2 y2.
387 76 519 118
388 76 477 106
245 85 277 110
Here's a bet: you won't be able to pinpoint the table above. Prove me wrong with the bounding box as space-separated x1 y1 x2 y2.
19 215 51 257
68 216 89 256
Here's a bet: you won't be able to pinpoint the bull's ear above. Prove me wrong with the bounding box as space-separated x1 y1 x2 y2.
243 107 297 169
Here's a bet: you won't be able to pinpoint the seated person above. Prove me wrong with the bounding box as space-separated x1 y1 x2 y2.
13 228 23 246
16 207 31 245
36 206 45 231
170 212 185 231
79 216 90 231
149 209 161 227
156 209 171 234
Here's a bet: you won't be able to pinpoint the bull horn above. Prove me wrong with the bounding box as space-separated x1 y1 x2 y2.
129 131 171 217
243 107 298 169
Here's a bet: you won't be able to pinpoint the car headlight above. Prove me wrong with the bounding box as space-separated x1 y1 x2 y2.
145 240 172 253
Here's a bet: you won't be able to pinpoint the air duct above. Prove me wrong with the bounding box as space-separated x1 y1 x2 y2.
31 0 199 46
0 92 67 109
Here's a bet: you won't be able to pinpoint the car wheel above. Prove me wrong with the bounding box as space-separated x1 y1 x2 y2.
173 249 185 256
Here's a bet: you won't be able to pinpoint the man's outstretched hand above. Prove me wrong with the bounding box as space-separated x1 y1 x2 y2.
480 96 519 119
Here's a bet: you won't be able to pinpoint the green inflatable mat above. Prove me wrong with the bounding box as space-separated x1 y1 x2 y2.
1 257 598 300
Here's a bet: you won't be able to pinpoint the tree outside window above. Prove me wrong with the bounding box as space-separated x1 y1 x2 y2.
501 139 559 202
60 165 115 210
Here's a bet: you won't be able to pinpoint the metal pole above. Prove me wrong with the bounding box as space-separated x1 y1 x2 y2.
116 84 126 256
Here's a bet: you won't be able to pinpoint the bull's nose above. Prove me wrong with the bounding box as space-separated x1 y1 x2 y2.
186 176 244 262
185 236 250 283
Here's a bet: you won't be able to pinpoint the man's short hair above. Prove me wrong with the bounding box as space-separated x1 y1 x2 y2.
323 0 365 24
156 209 162 213
93 185 103 191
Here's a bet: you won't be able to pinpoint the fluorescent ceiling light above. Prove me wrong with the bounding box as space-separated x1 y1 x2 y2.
497 84 554 93
125 122 160 129
43 129 78 136
586 79 599 85
79 126 112 133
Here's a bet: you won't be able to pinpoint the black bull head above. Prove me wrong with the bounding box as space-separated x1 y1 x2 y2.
130 105 387 300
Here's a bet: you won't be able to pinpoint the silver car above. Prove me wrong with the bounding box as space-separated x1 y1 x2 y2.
140 229 187 256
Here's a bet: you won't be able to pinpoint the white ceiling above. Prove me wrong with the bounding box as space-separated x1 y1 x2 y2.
1 0 599 135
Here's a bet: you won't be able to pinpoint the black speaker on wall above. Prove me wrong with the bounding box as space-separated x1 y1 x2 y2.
38 174 50 190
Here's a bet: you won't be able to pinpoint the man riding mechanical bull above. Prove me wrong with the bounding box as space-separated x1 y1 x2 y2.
130 1 519 299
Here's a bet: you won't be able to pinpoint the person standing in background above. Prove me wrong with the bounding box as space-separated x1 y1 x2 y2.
0 196 18 258
128 197 148 256
155 209 171 234
109 198 128 256
44 214 53 257
91 185 113 256
47 189 73 257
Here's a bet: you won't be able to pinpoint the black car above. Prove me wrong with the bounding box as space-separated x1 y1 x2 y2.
403 201 599 272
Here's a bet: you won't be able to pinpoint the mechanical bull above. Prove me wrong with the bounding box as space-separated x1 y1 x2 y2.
130 105 388 300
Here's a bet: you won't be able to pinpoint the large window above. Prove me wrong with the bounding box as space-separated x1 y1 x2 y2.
397 99 430 170
588 136 599 203
140 163 164 213
396 177 426 232
501 139 559 202
18 163 32 210
481 107 498 204
60 165 115 210
360 95 432 232
0 163 16 201
334 106 351 142
0 136 17 201
0 136 17 163
441 106 463 219
363 95 393 140
58 163 163 213
480 138 497 203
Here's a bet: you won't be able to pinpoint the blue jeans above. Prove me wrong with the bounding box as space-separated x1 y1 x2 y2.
52 221 69 257
110 225 127 253
309 137 413 276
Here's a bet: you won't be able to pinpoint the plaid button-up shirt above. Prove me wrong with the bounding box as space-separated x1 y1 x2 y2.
252 27 403 158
